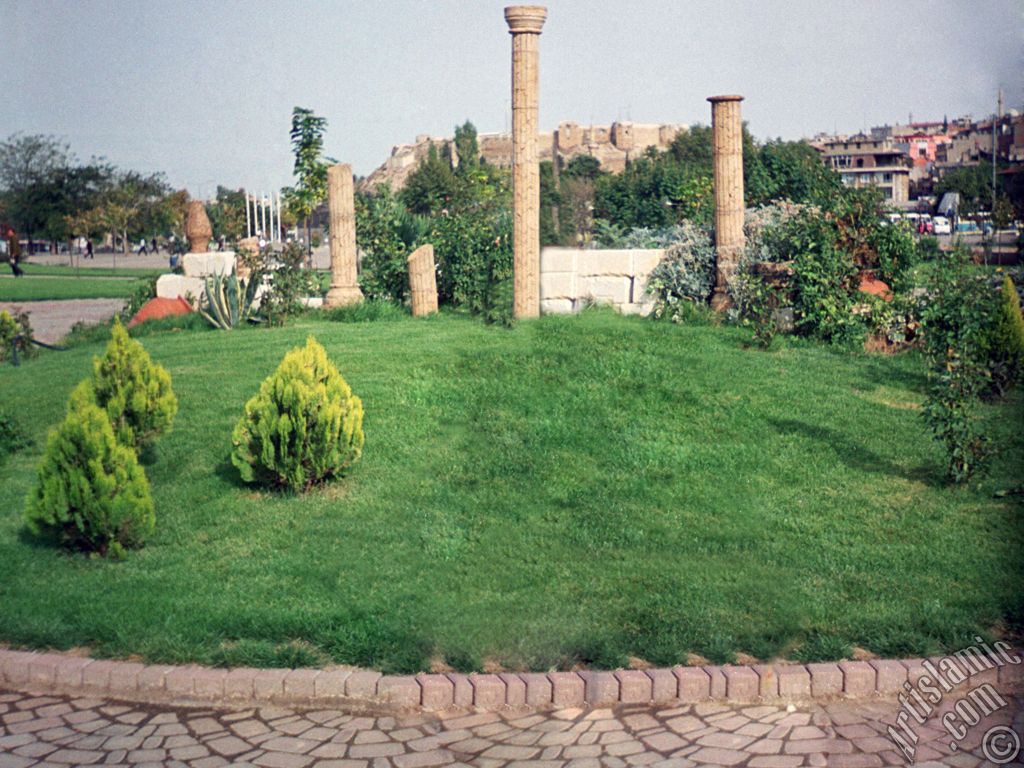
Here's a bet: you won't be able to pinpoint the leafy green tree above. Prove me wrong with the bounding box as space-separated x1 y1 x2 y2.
453 120 480 172
93 170 172 254
206 186 247 241
356 184 421 301
282 107 331 256
400 144 459 215
920 250 998 482
992 194 1014 229
749 140 842 208
937 162 1000 214
671 175 714 227
562 155 603 181
539 161 560 245
0 133 72 246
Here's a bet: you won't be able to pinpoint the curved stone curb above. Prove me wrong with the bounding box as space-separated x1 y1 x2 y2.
1 648 1021 713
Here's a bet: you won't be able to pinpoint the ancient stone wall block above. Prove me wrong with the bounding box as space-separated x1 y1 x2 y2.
540 298 575 315
540 247 577 274
611 121 634 150
182 252 236 278
156 274 207 307
576 249 634 277
557 122 581 151
578 275 631 305
539 271 575 300
631 249 664 276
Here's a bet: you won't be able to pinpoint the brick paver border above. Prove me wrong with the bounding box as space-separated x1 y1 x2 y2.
1 647 1020 713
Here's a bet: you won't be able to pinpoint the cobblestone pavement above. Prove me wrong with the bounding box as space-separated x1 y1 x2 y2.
0 300 125 344
1 688 1020 767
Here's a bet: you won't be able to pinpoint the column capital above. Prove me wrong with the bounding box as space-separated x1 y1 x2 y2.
504 5 547 34
708 94 744 104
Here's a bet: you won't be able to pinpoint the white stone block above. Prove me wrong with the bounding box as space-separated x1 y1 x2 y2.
576 249 635 277
182 251 236 278
541 298 576 315
540 272 576 300
156 274 207 307
540 247 578 274
300 296 324 308
579 275 631 304
632 249 664 277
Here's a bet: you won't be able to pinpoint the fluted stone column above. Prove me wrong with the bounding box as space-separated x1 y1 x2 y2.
324 163 364 308
708 95 745 311
408 244 438 316
505 5 547 319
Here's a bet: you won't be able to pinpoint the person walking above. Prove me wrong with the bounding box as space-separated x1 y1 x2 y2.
86 239 94 259
151 237 159 254
6 227 24 277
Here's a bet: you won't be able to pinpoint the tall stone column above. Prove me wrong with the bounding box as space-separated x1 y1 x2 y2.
708 95 745 311
324 163 364 308
505 5 547 319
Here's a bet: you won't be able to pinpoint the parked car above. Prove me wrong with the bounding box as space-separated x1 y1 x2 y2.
933 216 951 235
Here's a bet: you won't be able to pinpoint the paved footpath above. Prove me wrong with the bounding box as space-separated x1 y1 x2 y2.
0 300 126 345
1 688 1020 768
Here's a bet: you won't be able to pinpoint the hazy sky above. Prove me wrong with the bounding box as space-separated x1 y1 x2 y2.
2 0 1021 197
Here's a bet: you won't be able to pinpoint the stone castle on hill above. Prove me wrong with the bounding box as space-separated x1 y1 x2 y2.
359 121 688 192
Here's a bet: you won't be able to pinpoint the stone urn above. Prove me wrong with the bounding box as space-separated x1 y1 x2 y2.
185 201 212 253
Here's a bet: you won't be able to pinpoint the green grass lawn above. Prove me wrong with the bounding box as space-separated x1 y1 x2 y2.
19 264 165 279
0 310 1021 673
0 275 146 301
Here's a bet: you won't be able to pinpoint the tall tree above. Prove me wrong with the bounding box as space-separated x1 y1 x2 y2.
453 120 479 172
282 107 331 258
401 143 459 215
0 133 73 246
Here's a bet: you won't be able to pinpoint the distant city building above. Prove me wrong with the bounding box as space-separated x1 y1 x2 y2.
818 134 911 202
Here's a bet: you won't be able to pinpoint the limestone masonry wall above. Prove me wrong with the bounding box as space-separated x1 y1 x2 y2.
540 247 663 316
360 121 687 192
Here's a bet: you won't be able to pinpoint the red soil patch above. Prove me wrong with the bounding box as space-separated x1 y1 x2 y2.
858 273 892 301
127 296 193 328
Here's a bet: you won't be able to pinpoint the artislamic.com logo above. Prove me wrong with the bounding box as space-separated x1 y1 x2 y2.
888 637 1020 764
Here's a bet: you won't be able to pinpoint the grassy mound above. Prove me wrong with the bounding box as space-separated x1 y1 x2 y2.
0 310 1020 672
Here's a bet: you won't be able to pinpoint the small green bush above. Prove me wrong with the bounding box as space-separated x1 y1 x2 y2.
231 336 364 491
0 308 35 363
79 318 177 449
645 222 717 322
988 275 1024 396
24 401 154 557
0 408 31 462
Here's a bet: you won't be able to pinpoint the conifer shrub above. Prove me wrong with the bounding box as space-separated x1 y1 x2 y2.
24 401 155 557
231 336 364 491
81 318 177 449
987 275 1024 396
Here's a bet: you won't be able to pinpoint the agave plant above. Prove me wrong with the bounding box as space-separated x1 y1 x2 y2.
200 269 259 330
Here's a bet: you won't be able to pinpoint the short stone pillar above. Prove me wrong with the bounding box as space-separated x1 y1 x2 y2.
505 5 547 319
408 244 438 317
324 163 364 308
708 95 745 311
185 201 212 253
